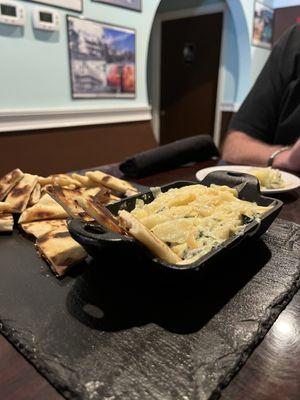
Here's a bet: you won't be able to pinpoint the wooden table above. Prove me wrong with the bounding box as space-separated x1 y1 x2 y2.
1 161 299 400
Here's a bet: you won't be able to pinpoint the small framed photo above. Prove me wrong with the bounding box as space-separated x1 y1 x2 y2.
252 1 274 49
92 0 142 12
67 15 136 99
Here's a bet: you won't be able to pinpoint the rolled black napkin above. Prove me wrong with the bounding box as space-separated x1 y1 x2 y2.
119 134 219 178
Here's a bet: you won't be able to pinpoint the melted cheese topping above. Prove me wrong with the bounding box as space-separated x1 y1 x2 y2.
131 184 270 264
250 167 285 189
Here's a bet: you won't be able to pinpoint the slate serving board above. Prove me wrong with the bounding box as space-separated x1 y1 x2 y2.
0 218 300 400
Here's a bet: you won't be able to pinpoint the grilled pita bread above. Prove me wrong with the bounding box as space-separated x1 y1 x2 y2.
86 171 138 195
36 226 87 276
71 173 99 188
45 185 86 218
53 175 81 188
0 213 14 232
21 219 67 239
0 169 24 201
6 173 38 213
28 183 41 206
90 187 120 204
0 202 14 213
45 185 119 220
76 196 125 234
18 194 68 224
118 210 181 264
38 174 79 187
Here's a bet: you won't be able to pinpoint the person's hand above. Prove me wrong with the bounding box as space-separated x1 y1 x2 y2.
273 139 300 171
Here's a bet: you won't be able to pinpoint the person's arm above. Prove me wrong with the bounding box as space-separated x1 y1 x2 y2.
222 131 300 171
222 131 281 166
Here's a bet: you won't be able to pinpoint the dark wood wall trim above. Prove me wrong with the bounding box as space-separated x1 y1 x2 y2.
0 121 157 176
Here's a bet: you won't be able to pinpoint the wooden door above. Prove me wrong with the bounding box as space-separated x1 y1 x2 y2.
160 13 223 145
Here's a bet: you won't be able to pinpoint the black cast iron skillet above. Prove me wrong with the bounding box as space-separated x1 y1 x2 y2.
68 171 283 272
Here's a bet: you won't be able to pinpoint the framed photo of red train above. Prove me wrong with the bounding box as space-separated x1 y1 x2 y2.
67 15 136 98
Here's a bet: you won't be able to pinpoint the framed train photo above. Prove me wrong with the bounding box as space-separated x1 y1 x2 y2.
67 15 136 98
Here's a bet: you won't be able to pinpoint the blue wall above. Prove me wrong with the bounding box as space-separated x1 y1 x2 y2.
0 0 160 110
0 0 274 114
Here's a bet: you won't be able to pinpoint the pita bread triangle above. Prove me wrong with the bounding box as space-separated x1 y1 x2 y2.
6 173 38 213
21 219 67 239
0 169 24 201
36 226 87 276
19 193 68 224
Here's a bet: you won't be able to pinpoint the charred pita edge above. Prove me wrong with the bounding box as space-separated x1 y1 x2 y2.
0 213 14 232
35 227 87 277
118 210 182 264
6 174 38 213
75 196 125 235
86 171 138 195
0 168 24 201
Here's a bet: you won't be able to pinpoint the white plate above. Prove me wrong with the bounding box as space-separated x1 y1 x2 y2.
195 165 300 194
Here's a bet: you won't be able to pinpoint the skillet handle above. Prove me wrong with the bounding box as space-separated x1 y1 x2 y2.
201 170 261 201
67 218 134 243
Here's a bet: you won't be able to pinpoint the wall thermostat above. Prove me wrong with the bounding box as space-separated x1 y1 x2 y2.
0 0 25 26
32 7 60 31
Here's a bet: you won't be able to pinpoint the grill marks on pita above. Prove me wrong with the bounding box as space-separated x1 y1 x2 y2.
45 185 87 219
0 169 24 201
76 196 125 235
36 226 87 277
0 167 138 277
86 171 138 195
21 219 67 239
19 194 68 224
46 185 120 220
6 174 38 213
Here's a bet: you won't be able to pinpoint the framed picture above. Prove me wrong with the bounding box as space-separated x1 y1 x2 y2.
67 16 136 98
252 1 274 49
26 0 83 12
92 0 142 12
